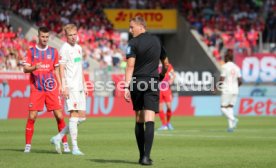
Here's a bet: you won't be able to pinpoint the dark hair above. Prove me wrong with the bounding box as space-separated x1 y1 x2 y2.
224 49 233 62
38 26 49 35
129 16 146 28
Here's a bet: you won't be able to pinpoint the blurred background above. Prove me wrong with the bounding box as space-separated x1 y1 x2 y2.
0 0 275 119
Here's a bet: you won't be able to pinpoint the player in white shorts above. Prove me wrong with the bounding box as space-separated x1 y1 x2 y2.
220 50 242 132
51 24 87 155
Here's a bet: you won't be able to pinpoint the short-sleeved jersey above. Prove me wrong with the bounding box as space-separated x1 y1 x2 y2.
221 62 241 94
24 45 59 92
126 32 166 78
59 42 84 92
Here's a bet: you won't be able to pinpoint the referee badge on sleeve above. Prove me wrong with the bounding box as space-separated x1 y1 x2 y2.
126 46 131 55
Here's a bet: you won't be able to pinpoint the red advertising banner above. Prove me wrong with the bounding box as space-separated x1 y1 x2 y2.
235 53 276 83
0 72 194 119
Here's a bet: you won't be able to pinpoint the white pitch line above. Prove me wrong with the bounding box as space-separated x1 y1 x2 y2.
155 132 276 140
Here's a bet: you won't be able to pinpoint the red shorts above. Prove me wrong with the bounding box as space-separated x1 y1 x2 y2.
160 89 172 103
29 90 62 111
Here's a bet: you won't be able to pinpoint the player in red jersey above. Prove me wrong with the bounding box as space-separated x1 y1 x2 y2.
158 58 176 130
23 27 70 153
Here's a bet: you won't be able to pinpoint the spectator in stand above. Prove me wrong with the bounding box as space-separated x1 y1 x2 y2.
247 26 259 53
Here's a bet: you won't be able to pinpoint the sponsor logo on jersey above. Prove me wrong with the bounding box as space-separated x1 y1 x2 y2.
74 57 81 63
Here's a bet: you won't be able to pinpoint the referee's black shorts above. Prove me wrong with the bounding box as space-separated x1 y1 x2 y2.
130 77 159 113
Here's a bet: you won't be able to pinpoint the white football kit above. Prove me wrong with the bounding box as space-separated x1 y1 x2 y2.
220 61 241 106
59 42 86 111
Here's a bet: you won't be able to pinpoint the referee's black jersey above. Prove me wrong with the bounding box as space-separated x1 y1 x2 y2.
126 32 166 78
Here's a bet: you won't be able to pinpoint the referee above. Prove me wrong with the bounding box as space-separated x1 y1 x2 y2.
124 16 167 165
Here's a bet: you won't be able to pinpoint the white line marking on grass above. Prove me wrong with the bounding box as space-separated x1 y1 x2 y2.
155 131 276 140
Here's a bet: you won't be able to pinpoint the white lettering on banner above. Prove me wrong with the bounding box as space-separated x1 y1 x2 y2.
0 83 30 97
174 71 213 86
242 56 276 82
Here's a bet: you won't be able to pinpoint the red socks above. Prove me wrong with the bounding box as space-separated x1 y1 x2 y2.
159 110 167 126
57 118 68 143
167 110 172 123
25 119 35 144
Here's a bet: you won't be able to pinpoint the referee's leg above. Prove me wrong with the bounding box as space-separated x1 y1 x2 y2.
141 109 155 165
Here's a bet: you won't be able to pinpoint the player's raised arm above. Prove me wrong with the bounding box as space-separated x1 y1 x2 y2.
159 48 168 81
23 50 42 73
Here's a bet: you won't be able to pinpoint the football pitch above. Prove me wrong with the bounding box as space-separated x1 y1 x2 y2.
0 116 276 168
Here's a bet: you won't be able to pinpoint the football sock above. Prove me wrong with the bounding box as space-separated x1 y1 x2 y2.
159 110 167 126
135 122 145 159
227 107 236 126
25 119 35 145
78 117 86 125
167 109 172 124
56 118 68 143
144 121 154 158
221 107 234 128
56 126 69 140
69 117 79 151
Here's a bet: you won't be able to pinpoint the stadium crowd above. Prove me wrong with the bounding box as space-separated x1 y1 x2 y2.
181 0 276 62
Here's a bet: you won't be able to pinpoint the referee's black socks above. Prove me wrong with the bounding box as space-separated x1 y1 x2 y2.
144 121 154 158
135 122 145 159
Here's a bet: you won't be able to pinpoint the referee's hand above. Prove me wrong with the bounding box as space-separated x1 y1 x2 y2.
124 88 131 102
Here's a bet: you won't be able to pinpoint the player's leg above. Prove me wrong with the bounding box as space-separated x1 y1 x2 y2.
158 91 168 130
228 94 239 128
221 94 235 131
165 101 173 130
46 91 70 153
52 109 70 153
165 90 173 130
78 110 86 125
69 110 84 155
158 102 168 130
24 91 44 153
24 110 38 153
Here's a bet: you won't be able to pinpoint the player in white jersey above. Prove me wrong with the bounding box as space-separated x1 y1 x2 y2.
220 50 242 132
51 24 87 155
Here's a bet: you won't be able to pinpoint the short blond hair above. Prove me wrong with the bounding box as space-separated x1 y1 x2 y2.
63 24 77 35
130 16 146 28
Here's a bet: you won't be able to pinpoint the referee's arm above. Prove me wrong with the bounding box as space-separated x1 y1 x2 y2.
125 57 135 88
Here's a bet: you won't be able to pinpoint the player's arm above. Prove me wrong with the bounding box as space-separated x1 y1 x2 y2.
216 66 226 92
159 47 168 81
237 67 242 87
54 50 62 93
23 63 42 73
59 46 69 98
23 50 41 73
168 68 176 85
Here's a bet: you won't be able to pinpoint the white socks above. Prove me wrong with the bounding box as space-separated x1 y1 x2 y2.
55 117 86 140
221 107 235 128
69 117 79 151
78 118 86 125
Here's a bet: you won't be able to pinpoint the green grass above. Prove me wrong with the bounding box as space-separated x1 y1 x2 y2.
1 116 276 168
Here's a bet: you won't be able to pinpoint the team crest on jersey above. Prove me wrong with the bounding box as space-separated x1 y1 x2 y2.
73 102 77 109
47 55 52 59
29 103 33 108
